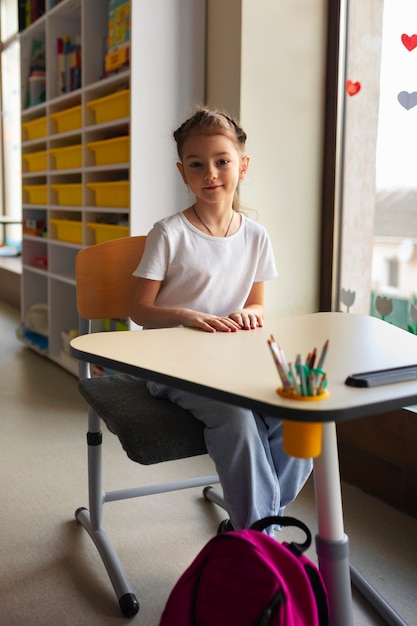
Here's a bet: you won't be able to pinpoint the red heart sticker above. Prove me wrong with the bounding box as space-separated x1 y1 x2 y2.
346 80 361 96
401 34 417 51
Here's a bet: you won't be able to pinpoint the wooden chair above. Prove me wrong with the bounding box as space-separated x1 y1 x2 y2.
74 236 224 617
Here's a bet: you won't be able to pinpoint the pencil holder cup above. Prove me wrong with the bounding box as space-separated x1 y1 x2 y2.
283 419 323 458
277 383 329 457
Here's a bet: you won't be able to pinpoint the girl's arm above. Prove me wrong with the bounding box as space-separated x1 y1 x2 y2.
228 282 265 329
131 277 242 333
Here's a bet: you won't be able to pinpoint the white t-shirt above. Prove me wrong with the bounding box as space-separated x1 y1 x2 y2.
133 212 278 317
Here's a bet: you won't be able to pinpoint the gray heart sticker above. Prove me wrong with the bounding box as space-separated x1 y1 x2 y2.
397 91 417 110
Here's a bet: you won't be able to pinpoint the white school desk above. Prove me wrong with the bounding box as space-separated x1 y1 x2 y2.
70 312 417 626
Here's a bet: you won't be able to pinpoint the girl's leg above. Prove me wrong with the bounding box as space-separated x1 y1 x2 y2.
147 382 280 531
254 413 313 513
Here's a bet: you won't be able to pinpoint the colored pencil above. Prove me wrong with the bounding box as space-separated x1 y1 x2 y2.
267 337 292 391
317 339 329 370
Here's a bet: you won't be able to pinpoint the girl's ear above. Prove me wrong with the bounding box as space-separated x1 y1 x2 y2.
176 161 188 185
239 155 250 181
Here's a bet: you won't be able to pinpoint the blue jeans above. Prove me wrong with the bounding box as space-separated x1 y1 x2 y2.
147 382 312 534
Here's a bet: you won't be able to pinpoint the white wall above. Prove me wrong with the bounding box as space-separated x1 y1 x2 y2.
130 0 206 234
131 1 327 317
207 1 327 317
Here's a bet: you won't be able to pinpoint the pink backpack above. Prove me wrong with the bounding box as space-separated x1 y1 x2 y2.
159 516 329 626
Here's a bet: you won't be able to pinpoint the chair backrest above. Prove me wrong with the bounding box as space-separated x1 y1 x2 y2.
75 235 147 321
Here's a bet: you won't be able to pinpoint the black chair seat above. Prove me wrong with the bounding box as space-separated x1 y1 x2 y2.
78 374 207 465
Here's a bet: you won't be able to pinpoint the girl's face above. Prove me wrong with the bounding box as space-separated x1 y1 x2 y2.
177 134 249 206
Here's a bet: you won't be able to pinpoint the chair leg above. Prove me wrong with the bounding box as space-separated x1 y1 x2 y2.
75 408 139 618
203 485 227 511
75 507 139 617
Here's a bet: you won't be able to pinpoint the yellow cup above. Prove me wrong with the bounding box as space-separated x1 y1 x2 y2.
276 387 330 458
283 420 323 458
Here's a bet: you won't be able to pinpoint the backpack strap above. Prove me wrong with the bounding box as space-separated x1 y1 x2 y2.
303 561 330 626
250 517 330 625
249 515 312 555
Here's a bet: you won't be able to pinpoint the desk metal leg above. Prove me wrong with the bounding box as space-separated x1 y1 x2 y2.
313 422 354 626
350 563 408 626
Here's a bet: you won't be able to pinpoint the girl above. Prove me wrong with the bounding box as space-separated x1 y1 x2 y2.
131 106 312 534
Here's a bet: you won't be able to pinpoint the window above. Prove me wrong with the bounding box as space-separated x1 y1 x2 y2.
0 0 21 248
321 0 417 332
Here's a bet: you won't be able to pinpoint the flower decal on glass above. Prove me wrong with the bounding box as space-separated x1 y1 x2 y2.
375 296 393 321
408 303 417 335
340 288 356 313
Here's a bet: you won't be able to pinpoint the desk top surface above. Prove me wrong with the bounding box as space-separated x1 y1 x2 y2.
71 312 417 422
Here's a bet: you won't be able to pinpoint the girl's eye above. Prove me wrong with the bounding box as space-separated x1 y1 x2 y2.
187 158 230 169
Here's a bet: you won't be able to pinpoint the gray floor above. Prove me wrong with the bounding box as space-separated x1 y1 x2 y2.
1 299 416 625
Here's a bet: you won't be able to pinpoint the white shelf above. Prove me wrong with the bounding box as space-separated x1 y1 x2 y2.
19 0 206 373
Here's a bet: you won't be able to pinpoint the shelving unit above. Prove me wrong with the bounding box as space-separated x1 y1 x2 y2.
19 0 206 375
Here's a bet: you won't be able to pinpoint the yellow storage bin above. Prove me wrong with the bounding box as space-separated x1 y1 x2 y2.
86 136 129 165
87 89 130 124
22 150 47 173
50 144 82 169
86 181 129 207
22 116 47 141
23 185 48 205
87 222 129 243
51 183 82 206
50 105 82 134
50 219 82 244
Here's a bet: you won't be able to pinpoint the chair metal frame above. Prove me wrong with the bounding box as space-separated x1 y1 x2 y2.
74 236 224 617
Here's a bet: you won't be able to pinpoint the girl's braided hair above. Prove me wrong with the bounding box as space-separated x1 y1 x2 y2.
173 106 247 161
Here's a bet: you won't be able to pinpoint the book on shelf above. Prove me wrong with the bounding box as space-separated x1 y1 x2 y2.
22 0 45 29
105 0 130 74
57 36 82 94
24 38 46 109
18 1 26 31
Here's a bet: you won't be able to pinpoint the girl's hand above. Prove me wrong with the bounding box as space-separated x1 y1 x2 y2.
182 310 242 333
228 309 264 330
132 278 264 333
